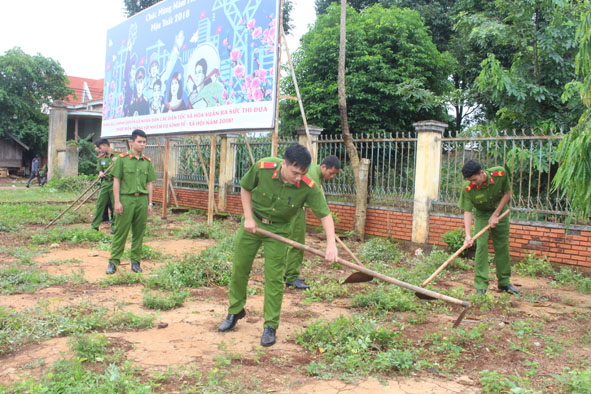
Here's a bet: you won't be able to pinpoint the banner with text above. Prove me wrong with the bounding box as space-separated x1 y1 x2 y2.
102 0 280 137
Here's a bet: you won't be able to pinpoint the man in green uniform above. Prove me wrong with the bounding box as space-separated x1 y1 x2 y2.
284 155 341 289
107 129 157 275
91 139 120 233
458 160 519 295
218 144 338 347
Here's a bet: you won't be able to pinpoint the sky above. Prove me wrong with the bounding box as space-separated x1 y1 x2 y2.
0 0 316 80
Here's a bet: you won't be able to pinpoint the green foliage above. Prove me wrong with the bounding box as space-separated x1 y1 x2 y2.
553 267 591 294
31 227 109 244
479 370 530 393
97 272 145 288
514 253 555 278
556 367 591 394
281 4 451 136
441 227 465 252
46 175 95 193
142 289 189 310
297 315 415 377
352 284 417 312
0 301 154 355
177 220 228 240
75 135 100 175
146 234 235 290
303 277 350 303
0 47 72 154
0 264 84 295
358 237 401 263
0 203 90 226
69 333 109 362
121 244 163 261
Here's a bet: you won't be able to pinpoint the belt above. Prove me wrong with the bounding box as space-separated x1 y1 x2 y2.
253 212 275 225
124 192 146 196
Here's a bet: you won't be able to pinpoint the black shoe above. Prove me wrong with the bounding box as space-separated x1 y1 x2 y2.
131 261 142 273
218 309 246 332
106 263 117 275
286 278 310 290
261 326 276 347
476 289 487 295
110 227 116 235
499 284 520 294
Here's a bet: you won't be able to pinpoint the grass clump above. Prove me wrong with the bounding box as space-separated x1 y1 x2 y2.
31 227 109 245
297 315 415 378
556 367 591 394
359 237 401 263
514 253 555 278
177 220 228 240
0 203 90 225
0 264 85 294
46 175 95 193
0 300 154 355
146 234 235 290
98 271 145 288
352 284 417 312
142 289 189 310
69 333 110 362
553 267 591 294
441 227 466 252
303 277 350 303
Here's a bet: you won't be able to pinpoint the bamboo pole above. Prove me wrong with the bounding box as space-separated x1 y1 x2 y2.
155 138 178 208
207 135 217 225
193 136 219 214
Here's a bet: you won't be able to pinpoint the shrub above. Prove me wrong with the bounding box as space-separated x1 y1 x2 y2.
358 237 401 263
514 253 555 278
142 289 189 310
47 175 95 193
177 220 228 240
352 285 417 312
69 333 109 362
441 227 467 252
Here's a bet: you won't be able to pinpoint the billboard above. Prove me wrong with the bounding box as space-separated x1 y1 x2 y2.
102 0 280 137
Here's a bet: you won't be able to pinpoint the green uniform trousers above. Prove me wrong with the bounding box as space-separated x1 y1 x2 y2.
285 207 306 282
228 217 290 330
474 210 511 290
91 181 116 231
109 194 148 265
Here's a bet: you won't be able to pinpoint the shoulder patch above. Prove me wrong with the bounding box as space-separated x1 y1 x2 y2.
258 161 278 169
119 152 129 158
143 155 152 162
491 171 505 177
302 176 316 189
465 183 475 192
97 153 105 157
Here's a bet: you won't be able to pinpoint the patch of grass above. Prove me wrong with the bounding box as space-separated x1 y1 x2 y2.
31 227 110 244
297 314 415 378
46 258 83 265
479 370 534 394
556 367 591 394
421 324 487 371
177 220 228 240
352 284 418 312
303 275 350 303
146 234 234 290
142 289 189 310
553 267 591 294
514 253 555 278
0 264 85 294
0 203 91 225
358 237 401 263
0 188 80 203
98 271 145 287
69 333 110 362
46 175 95 193
0 300 154 355
0 221 23 233
121 244 164 261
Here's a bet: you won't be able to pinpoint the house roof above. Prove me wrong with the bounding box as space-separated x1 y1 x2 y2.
64 76 104 105
7 133 30 151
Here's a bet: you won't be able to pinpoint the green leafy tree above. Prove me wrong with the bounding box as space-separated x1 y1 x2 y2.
553 2 591 225
0 47 72 155
281 4 451 136
457 0 587 130
124 0 294 35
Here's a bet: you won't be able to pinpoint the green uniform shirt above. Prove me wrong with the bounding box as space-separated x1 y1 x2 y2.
112 151 157 195
96 150 121 182
306 163 323 185
458 166 511 212
240 157 331 224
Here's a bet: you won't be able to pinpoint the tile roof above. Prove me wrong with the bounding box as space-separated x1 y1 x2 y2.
64 76 104 105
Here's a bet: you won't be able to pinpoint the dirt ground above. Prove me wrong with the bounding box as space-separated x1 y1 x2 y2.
1 215 590 393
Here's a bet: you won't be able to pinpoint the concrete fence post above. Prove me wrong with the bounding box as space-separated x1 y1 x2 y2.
218 133 238 212
412 120 447 243
296 125 322 163
47 102 69 180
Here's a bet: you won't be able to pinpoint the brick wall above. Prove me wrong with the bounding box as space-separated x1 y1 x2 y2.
154 187 591 268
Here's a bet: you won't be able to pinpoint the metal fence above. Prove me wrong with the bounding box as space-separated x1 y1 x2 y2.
145 127 581 224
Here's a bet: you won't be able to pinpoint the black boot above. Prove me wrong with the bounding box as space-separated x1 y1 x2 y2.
106 262 117 275
260 326 276 347
218 309 246 332
285 278 310 290
476 289 487 295
131 261 142 273
498 284 520 294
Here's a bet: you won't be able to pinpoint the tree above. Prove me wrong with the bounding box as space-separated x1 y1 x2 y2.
457 0 586 130
281 4 451 136
0 47 72 155
124 0 295 35
553 1 591 226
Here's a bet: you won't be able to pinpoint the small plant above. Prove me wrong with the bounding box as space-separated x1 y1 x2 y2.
46 175 95 192
554 267 591 294
98 271 145 287
358 237 401 263
556 367 591 394
69 333 110 362
352 285 417 312
31 227 110 244
142 289 189 310
441 227 466 252
177 220 228 240
514 253 555 278
0 265 85 295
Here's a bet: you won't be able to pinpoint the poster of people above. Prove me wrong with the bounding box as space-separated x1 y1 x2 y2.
101 0 280 137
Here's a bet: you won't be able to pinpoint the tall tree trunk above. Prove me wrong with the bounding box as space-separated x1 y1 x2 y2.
338 0 366 238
